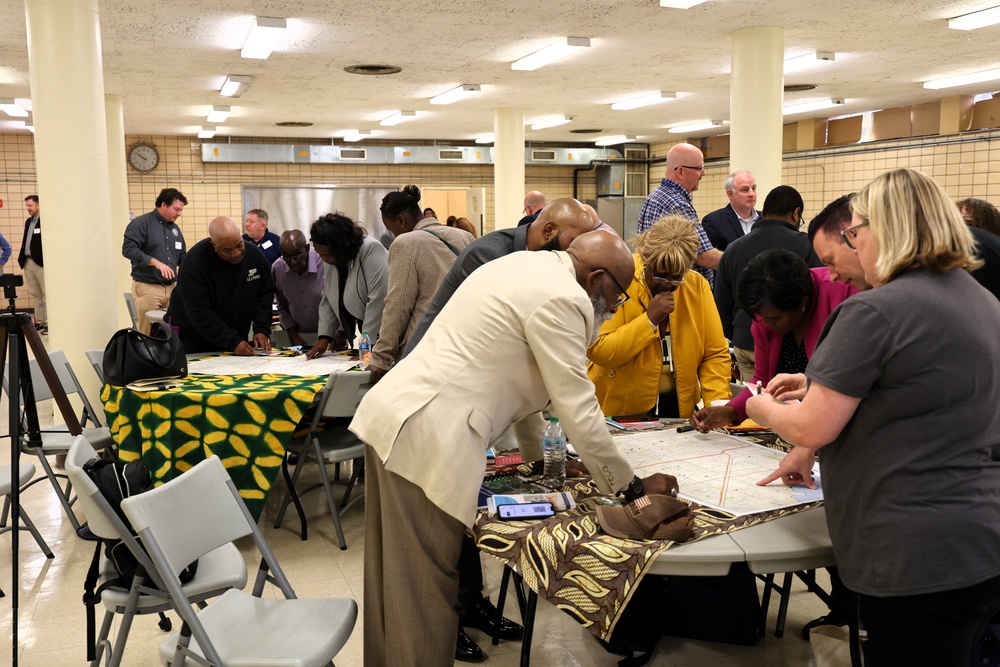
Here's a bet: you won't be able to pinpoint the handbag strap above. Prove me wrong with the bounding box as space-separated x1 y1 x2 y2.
419 228 461 256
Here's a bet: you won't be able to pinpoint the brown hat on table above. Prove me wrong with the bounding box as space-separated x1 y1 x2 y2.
596 494 693 543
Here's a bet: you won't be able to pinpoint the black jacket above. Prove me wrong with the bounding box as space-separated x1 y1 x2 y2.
702 204 759 251
18 215 42 268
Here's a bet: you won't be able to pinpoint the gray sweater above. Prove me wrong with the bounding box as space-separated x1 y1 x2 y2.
318 235 388 342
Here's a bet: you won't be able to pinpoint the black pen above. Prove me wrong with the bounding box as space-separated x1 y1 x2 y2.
676 425 695 433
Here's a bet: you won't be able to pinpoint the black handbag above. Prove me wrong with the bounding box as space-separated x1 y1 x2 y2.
102 324 187 386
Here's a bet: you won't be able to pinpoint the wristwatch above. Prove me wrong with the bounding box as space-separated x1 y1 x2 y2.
620 475 645 503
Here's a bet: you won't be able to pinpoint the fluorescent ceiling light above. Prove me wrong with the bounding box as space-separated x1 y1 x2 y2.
530 115 574 130
611 91 675 110
782 98 845 115
511 37 590 71
206 105 230 123
949 5 1000 30
429 84 481 105
343 130 372 142
659 0 708 7
0 99 29 118
241 17 286 59
595 135 636 146
668 120 723 133
23 121 33 134
784 51 836 72
475 134 494 144
379 110 416 126
924 68 1000 90
197 126 217 139
220 75 252 98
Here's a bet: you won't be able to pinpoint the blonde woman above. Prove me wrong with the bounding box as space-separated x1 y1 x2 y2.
587 215 731 418
752 168 1000 664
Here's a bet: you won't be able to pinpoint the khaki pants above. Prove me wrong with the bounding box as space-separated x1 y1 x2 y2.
734 346 756 384
23 258 46 326
132 281 175 335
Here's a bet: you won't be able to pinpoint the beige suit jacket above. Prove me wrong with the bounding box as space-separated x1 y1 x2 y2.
350 250 635 527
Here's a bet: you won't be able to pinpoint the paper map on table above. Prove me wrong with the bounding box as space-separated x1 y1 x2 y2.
187 353 358 377
615 429 822 516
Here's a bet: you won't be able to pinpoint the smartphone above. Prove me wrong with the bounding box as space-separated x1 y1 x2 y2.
497 502 555 521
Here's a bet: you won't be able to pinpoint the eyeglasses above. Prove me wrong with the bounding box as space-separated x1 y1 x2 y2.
675 165 705 173
645 265 685 288
840 221 870 250
595 267 630 308
281 247 309 261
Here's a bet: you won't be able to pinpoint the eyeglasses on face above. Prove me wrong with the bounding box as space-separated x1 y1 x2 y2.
840 220 870 250
674 165 705 174
594 267 630 308
645 265 685 287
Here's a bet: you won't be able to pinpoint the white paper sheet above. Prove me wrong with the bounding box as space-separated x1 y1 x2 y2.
186 353 359 377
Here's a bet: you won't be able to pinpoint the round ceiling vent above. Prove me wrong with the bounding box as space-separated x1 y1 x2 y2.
784 84 817 93
345 64 403 76
570 128 603 134
275 121 313 127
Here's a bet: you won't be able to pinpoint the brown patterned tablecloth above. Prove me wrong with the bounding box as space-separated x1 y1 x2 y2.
472 429 823 641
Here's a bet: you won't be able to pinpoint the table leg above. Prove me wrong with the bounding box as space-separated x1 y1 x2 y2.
757 573 774 636
494 567 512 646
520 589 537 667
278 454 308 540
774 572 793 637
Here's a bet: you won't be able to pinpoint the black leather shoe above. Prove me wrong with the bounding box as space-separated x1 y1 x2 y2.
455 627 485 662
460 596 524 640
801 613 847 640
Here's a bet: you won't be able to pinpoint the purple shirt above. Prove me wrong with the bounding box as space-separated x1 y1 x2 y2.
272 247 325 332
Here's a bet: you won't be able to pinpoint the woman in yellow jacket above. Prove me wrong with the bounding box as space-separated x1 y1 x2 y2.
588 214 732 418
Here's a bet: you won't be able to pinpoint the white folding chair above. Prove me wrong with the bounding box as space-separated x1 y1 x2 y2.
0 462 53 560
66 436 248 667
273 370 371 549
85 350 105 384
123 292 139 329
121 455 357 667
2 349 115 530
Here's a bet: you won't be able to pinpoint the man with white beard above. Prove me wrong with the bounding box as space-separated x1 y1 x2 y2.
350 230 679 667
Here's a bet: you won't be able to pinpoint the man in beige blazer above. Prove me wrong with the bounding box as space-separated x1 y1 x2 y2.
351 231 678 666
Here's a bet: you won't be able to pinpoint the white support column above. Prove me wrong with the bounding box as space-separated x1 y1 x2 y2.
493 108 525 231
730 27 784 195
25 0 117 390
105 94 133 330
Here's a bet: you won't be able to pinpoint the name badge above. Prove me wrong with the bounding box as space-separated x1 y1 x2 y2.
175 241 182 249
262 240 273 249
33 227 40 234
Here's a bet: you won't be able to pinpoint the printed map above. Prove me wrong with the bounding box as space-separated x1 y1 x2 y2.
615 429 823 516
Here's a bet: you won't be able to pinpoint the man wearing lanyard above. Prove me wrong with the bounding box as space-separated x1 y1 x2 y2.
122 188 188 334
18 195 46 332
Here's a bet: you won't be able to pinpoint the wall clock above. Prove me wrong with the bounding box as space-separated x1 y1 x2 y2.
128 142 159 172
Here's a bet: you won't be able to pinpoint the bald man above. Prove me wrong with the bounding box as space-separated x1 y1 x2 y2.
167 216 275 355
272 229 325 346
638 143 722 286
406 197 596 353
517 190 548 226
351 230 678 666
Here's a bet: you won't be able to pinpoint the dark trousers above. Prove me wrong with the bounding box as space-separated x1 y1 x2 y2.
859 572 1000 666
457 533 485 609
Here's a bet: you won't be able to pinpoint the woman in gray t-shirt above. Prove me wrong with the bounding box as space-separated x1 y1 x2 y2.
748 168 1000 665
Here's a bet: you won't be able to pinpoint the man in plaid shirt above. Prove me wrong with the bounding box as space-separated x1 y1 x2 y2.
637 143 722 286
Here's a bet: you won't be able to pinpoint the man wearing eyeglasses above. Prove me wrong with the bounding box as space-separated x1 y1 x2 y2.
714 185 821 382
638 143 722 287
516 190 548 226
271 229 325 347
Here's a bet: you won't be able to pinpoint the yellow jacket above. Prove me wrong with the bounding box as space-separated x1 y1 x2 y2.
587 254 732 417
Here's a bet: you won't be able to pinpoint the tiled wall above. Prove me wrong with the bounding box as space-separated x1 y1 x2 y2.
4 129 1000 310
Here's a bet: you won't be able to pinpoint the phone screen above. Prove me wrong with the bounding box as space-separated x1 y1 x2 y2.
497 502 555 520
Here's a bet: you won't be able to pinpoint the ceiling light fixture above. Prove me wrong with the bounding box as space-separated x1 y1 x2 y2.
949 5 1000 30
206 105 231 123
668 120 724 133
594 135 636 146
23 121 33 133
782 98 845 115
530 115 574 130
197 126 217 139
379 110 416 126
429 84 481 105
611 91 676 110
0 99 29 118
511 37 590 71
659 0 708 8
923 68 1000 89
240 17 286 60
343 130 372 142
220 75 252 98
475 134 495 144
784 51 836 72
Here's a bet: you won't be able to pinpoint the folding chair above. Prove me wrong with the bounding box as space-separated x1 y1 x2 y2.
0 461 54 561
123 292 139 329
274 370 371 549
85 350 105 384
66 435 248 667
121 455 358 667
2 349 115 531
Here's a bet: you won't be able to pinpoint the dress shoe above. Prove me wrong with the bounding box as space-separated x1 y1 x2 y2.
455 627 485 662
801 612 846 640
460 595 524 640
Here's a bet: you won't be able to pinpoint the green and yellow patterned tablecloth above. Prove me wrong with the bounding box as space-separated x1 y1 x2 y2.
101 373 327 519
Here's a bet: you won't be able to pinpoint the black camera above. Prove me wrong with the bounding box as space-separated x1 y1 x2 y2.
0 274 22 301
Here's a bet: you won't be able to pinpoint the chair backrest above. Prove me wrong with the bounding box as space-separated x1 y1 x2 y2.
65 435 121 541
121 456 253 580
12 350 104 427
123 292 138 328
318 370 372 419
85 350 105 384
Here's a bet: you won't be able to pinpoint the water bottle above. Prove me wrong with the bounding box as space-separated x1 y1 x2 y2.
542 417 566 488
358 331 372 369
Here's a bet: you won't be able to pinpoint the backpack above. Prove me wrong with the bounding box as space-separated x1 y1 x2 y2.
81 456 198 661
